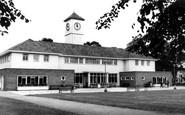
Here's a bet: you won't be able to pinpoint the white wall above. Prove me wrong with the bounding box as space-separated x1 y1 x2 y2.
11 53 59 69
7 52 155 72
124 60 155 72
0 62 11 69
0 54 11 69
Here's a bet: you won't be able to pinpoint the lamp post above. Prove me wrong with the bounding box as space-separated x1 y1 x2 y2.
173 53 178 90
173 63 176 90
104 60 107 92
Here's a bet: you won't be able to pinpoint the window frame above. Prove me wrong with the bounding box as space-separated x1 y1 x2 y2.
33 54 39 62
147 61 150 66
23 54 28 61
135 60 139 66
125 76 130 80
61 76 66 81
44 55 49 62
141 60 144 66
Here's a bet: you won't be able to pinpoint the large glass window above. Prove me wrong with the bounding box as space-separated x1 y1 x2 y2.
65 57 84 64
70 57 78 63
153 77 167 84
102 60 117 65
108 74 117 83
85 58 100 64
17 75 47 86
90 73 106 84
74 73 83 83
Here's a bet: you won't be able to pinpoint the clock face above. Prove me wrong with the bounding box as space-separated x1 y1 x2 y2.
74 22 81 30
66 23 70 31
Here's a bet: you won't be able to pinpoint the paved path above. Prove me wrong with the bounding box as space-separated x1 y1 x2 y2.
0 91 181 115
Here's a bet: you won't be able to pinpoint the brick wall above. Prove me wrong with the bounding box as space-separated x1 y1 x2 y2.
120 71 172 87
0 68 74 91
135 72 172 86
120 72 136 87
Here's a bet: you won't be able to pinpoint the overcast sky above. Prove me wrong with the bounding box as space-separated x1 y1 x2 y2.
0 0 142 53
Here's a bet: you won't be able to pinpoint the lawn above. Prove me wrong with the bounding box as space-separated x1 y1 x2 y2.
0 96 78 115
34 89 185 114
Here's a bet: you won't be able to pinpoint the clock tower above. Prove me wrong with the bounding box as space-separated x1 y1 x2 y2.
64 12 85 45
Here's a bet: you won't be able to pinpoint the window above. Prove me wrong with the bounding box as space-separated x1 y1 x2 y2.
141 60 144 66
39 76 47 86
142 77 145 80
125 77 130 80
7 54 11 62
90 73 106 84
102 60 113 65
61 76 66 81
153 77 167 84
44 55 49 62
120 77 124 80
147 61 150 66
108 74 117 83
114 60 117 65
85 58 100 64
74 73 83 83
23 54 28 61
65 57 70 63
79 58 83 64
65 57 83 64
135 60 139 66
102 60 117 65
33 54 39 62
131 77 134 80
17 75 47 86
0 54 11 64
70 57 78 63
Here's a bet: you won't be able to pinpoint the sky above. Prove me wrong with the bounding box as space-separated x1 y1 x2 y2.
0 0 142 53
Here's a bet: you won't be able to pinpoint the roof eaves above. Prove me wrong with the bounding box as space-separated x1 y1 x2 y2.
64 12 85 22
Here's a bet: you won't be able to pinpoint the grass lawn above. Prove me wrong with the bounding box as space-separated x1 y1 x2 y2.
0 96 78 115
34 89 185 114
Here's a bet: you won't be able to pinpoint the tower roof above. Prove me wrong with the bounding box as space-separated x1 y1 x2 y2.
64 12 85 22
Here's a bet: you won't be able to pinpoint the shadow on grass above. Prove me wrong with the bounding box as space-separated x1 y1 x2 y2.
34 90 185 114
0 96 78 115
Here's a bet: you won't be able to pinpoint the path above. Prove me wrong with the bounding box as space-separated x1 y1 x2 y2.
0 91 181 115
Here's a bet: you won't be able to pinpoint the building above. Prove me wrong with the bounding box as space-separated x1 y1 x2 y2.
0 12 172 91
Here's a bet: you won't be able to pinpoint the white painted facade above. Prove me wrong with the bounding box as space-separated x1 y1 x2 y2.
0 52 156 72
124 60 155 72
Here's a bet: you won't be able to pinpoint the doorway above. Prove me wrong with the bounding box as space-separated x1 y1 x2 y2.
83 73 88 88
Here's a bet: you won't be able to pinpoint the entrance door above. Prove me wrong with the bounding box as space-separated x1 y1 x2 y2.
83 73 88 88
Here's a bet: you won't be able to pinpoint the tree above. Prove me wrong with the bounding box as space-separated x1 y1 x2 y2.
41 38 53 42
84 41 102 47
0 0 30 35
96 0 185 77
127 1 185 72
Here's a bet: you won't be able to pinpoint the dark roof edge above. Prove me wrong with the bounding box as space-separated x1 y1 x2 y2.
64 12 85 22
